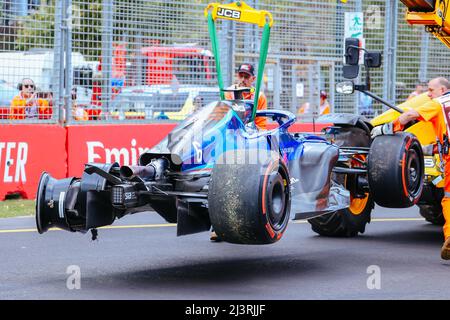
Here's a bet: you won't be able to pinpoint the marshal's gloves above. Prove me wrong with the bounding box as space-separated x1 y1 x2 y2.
370 122 394 139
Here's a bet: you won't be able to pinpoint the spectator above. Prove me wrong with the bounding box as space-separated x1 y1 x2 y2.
192 95 204 114
71 87 88 121
319 90 331 115
297 90 331 116
155 111 169 120
91 72 103 107
407 82 427 101
297 102 311 116
225 63 267 130
396 82 409 102
37 91 53 119
359 93 374 117
9 78 49 119
45 91 53 108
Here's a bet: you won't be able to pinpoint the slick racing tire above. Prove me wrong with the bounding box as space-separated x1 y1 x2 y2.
368 132 424 208
308 197 373 237
208 150 291 245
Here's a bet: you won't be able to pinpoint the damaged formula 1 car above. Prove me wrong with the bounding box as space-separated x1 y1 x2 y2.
35 2 424 244
36 99 347 244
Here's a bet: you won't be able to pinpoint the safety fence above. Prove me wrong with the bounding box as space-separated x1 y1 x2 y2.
1 0 450 124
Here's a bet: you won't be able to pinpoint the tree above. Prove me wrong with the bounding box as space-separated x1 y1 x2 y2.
14 0 55 51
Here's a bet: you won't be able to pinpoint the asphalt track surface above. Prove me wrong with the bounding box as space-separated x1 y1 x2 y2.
1 205 450 300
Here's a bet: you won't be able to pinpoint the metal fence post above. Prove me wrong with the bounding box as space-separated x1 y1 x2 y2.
53 0 65 124
136 30 143 86
330 62 336 112
335 0 345 114
220 20 233 86
227 21 236 87
101 0 113 114
244 0 257 66
383 0 398 107
419 30 429 83
64 0 73 125
392 0 399 105
355 0 362 115
315 62 321 118
273 57 281 112
291 64 297 114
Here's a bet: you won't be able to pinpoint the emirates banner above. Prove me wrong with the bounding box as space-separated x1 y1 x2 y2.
0 125 67 200
66 124 177 176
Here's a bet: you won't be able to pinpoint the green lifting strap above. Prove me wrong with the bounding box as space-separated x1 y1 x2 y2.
207 12 225 100
252 22 271 122
207 11 271 120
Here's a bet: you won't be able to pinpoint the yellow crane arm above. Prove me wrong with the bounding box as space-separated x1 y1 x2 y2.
400 0 450 49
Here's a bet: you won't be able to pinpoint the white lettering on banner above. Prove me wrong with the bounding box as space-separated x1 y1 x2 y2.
4 142 15 183
0 142 28 183
86 142 104 163
86 139 150 165
16 143 28 183
106 148 131 166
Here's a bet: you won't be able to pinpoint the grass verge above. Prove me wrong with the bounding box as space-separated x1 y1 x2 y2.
0 199 35 218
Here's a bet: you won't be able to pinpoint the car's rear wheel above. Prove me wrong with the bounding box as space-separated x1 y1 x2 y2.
309 195 373 237
368 132 424 208
208 150 291 244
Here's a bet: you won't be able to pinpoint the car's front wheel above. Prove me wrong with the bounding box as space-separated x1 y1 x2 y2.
208 150 291 244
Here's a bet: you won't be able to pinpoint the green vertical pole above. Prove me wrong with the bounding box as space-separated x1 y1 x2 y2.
252 22 271 121
207 13 225 100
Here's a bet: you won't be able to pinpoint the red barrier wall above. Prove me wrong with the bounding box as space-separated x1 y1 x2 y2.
66 124 177 176
0 125 67 200
1 122 330 199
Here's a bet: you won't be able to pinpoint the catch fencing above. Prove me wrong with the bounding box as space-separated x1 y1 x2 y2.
0 0 450 124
